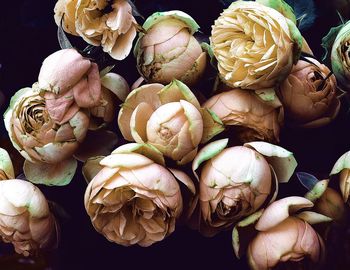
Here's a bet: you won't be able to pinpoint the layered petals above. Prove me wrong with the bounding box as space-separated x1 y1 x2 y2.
55 0 139 60
211 1 301 89
135 11 206 85
204 88 283 143
279 57 340 128
84 151 183 246
0 180 58 256
4 88 89 164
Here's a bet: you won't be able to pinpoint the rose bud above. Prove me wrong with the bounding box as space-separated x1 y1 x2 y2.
0 148 15 180
191 139 297 236
37 49 101 124
203 88 283 143
0 180 58 256
330 151 350 205
54 0 139 60
245 197 327 270
278 57 340 128
211 1 302 90
134 10 207 86
331 20 350 89
4 87 87 185
118 80 224 164
84 143 195 247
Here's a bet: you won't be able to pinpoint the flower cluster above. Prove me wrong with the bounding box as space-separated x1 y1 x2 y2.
1 0 350 269
4 48 128 186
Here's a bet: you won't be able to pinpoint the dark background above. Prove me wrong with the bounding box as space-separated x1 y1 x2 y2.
1 0 350 269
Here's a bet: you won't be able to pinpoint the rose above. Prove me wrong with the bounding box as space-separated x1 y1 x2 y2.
118 80 223 164
84 143 194 247
54 0 139 60
211 1 302 90
4 87 89 164
203 88 283 143
278 57 340 128
191 139 297 236
134 10 206 86
0 148 15 180
331 20 350 89
243 197 327 270
0 180 58 256
38 49 101 124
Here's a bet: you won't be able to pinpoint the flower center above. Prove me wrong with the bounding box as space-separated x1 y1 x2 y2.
158 127 173 141
21 97 50 134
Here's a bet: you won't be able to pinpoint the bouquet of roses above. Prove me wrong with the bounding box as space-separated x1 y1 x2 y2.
1 0 350 269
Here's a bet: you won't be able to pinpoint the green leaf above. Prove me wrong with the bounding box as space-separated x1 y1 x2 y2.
257 0 297 24
296 172 319 191
286 19 303 63
201 42 217 69
321 24 344 61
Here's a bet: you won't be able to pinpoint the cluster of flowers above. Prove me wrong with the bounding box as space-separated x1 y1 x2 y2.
1 0 350 269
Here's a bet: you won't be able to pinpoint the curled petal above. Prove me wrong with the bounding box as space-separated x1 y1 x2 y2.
255 196 313 231
101 72 130 102
244 141 297 183
38 49 91 94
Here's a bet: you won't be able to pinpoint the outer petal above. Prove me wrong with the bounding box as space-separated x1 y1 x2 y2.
255 196 313 231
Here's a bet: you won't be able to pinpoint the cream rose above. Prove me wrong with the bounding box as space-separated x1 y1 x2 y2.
211 1 302 90
118 80 223 164
54 0 139 60
84 145 187 247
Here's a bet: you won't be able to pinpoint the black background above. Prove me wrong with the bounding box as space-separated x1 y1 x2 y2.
1 0 350 269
